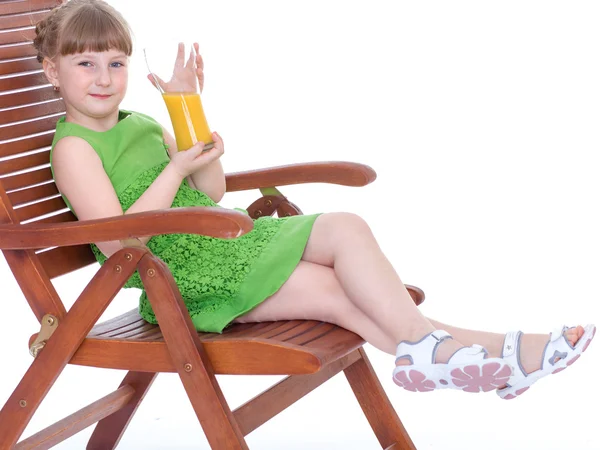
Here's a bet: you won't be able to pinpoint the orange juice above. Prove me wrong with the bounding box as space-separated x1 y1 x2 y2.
162 92 212 151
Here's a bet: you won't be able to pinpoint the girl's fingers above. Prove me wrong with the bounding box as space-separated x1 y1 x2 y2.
212 131 223 149
194 43 203 69
200 146 224 164
174 42 185 68
185 46 195 70
147 73 166 91
197 71 205 93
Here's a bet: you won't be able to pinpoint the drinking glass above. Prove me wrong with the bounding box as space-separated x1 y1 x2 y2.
144 43 213 151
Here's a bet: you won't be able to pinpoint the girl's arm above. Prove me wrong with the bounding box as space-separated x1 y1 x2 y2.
53 136 185 257
161 126 226 203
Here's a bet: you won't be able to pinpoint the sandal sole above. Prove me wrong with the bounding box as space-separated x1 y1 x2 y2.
393 361 512 393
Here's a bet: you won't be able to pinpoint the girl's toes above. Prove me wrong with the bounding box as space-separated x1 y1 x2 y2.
566 326 585 346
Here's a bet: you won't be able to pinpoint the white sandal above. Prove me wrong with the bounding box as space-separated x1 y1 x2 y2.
497 324 596 400
392 330 513 393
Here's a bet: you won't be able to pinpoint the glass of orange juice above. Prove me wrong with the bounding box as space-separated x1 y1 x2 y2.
144 44 213 151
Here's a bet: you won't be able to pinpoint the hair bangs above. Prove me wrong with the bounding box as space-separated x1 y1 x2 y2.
58 5 132 57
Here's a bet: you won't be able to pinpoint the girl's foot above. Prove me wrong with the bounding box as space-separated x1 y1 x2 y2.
516 326 585 374
393 330 513 393
395 332 465 366
497 324 596 400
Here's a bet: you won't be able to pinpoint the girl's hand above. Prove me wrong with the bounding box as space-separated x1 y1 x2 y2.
147 42 204 93
168 131 224 178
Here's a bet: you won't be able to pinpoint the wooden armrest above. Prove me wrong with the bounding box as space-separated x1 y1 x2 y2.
0 206 253 250
225 161 376 192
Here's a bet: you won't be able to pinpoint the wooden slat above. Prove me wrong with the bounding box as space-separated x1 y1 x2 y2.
0 71 47 91
129 326 164 341
0 10 49 30
104 321 155 339
0 56 39 75
303 327 364 365
0 148 49 175
14 385 135 450
0 27 35 45
90 311 145 336
260 320 304 339
0 85 58 109
207 322 274 341
267 321 317 341
0 99 64 125
0 115 61 141
37 244 96 279
0 166 52 190
286 322 337 346
0 42 37 61
15 195 65 221
0 133 53 158
114 322 161 339
32 209 74 224
6 180 57 206
0 0 61 16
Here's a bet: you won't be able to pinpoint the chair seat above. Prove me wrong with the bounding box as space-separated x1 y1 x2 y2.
64 309 365 375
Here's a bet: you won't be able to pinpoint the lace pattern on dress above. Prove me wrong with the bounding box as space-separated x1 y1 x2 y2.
90 162 292 326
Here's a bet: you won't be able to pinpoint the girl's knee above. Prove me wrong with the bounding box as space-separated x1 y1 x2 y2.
322 212 372 238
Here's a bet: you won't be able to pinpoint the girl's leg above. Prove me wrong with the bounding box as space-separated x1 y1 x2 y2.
296 212 587 370
238 213 464 362
299 213 439 345
235 260 398 354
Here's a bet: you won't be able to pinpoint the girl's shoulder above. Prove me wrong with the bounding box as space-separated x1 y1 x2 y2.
126 110 163 128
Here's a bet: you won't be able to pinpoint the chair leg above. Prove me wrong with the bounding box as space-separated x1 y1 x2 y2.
344 348 416 450
139 255 249 450
0 249 145 449
87 371 157 450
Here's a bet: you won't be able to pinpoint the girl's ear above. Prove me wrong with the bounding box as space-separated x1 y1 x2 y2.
42 58 59 88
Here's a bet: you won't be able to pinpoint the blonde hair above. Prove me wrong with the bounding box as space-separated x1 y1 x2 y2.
33 0 133 63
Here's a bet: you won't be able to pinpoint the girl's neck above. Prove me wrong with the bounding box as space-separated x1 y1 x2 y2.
64 107 121 132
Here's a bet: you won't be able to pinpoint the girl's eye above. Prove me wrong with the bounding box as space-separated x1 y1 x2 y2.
78 61 92 67
111 62 125 68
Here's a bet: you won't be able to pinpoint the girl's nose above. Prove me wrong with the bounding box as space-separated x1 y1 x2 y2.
96 68 111 86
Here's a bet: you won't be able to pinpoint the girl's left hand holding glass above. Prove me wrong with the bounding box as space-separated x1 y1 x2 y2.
147 42 204 93
169 131 224 179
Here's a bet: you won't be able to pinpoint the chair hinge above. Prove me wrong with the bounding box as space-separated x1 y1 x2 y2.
29 314 59 358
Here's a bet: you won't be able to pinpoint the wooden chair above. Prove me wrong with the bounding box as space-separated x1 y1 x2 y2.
0 1 426 448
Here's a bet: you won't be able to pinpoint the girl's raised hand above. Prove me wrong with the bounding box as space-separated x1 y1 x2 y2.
168 131 224 178
147 42 204 93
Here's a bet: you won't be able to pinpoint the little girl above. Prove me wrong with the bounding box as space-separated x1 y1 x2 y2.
35 0 594 398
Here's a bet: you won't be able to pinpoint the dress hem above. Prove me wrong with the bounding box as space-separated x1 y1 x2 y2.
189 213 321 333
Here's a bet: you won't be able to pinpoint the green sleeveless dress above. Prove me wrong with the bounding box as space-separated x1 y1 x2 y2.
50 110 320 332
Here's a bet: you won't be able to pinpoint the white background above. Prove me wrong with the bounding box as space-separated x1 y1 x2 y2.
1 0 599 448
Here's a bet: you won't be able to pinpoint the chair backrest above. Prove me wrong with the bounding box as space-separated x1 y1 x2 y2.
0 0 97 323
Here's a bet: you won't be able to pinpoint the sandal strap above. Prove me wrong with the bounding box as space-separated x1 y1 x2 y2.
541 326 575 371
502 331 527 379
502 326 574 384
395 330 452 365
447 344 488 364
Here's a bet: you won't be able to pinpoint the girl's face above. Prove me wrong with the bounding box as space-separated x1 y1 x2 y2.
49 49 129 123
